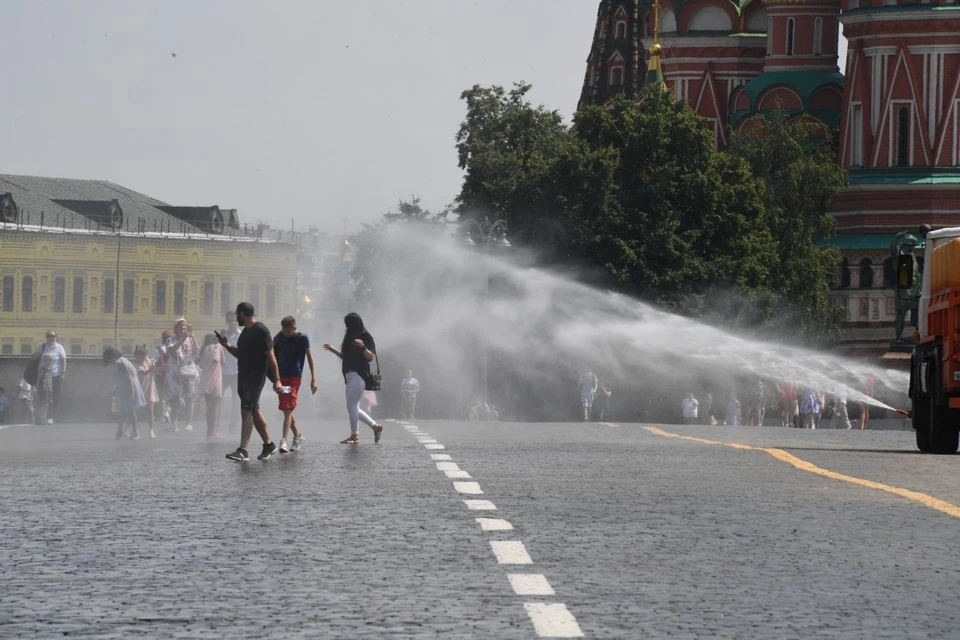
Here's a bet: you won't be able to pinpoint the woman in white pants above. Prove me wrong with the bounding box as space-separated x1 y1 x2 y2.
323 313 383 445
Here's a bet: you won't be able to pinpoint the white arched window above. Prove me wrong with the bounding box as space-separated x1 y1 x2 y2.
814 17 822 56
786 18 795 56
610 67 624 85
615 20 626 39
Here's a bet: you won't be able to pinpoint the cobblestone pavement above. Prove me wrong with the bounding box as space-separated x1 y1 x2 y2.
2 417 960 638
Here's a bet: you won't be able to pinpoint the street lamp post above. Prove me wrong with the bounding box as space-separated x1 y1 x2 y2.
460 218 510 406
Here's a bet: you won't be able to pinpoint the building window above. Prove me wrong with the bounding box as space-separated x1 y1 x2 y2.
249 282 260 312
1 343 11 355
786 18 795 56
615 20 626 39
72 276 84 313
123 278 135 314
104 277 115 314
156 280 167 315
814 18 822 56
610 66 623 86
22 276 33 312
21 342 33 355
883 257 895 288
221 281 231 315
840 259 851 289
859 258 874 289
266 284 276 317
766 17 773 56
2 276 12 312
53 276 65 313
71 342 83 356
851 104 863 167
174 281 185 316
897 107 910 167
203 281 214 316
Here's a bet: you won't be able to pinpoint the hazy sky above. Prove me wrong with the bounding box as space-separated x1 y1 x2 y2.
1 1 848 234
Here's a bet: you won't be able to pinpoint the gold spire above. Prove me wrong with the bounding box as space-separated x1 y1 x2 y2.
645 0 665 88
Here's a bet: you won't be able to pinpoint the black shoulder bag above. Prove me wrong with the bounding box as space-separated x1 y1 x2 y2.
365 351 382 391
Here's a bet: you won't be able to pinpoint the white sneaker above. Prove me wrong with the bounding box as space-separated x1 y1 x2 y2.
46 418 54 425
278 439 290 454
291 435 304 452
184 424 193 432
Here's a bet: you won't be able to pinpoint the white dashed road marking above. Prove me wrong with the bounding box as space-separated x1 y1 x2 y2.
476 517 513 531
453 481 482 494
406 427 583 637
464 499 497 510
523 603 584 638
508 574 555 596
490 540 533 564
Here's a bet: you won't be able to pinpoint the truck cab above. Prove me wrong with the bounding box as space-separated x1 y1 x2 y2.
903 226 960 453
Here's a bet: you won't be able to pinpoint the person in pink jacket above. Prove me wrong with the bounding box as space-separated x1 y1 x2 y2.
198 334 226 438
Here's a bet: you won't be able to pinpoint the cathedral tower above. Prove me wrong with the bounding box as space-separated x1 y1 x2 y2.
578 1 643 109
833 0 960 233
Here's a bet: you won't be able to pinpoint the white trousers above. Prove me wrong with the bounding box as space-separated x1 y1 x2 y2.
345 372 376 435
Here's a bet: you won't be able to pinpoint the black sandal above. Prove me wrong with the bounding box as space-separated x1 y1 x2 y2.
340 435 359 445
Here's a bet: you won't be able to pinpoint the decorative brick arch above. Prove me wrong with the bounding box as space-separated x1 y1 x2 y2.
809 84 843 112
757 85 804 111
730 86 750 113
787 113 831 139
677 0 738 32
735 115 767 135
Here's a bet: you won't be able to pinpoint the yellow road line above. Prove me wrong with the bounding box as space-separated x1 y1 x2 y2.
643 426 960 519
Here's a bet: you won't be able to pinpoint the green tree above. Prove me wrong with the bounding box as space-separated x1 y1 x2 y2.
351 198 448 312
727 112 847 344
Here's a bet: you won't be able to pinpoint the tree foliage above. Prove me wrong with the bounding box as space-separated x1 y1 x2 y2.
454 82 847 343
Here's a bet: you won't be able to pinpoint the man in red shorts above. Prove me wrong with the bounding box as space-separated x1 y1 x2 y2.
273 316 318 453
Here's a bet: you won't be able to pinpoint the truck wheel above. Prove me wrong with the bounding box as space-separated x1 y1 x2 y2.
924 354 959 455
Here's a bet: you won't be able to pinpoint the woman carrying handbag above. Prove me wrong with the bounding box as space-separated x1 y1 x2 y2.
323 313 383 445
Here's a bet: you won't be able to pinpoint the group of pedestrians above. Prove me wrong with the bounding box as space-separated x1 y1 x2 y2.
680 374 878 430
578 369 612 421
98 303 385 461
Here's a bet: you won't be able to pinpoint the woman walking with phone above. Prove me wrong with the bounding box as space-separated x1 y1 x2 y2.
323 313 383 445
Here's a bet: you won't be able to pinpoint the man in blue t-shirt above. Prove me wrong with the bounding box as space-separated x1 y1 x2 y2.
273 315 317 453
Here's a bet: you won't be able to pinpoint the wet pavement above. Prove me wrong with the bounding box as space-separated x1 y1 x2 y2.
2 417 960 638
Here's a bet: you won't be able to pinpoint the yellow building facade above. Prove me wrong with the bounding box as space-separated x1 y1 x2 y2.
0 228 297 357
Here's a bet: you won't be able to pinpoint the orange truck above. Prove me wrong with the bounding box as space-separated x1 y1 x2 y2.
900 229 960 453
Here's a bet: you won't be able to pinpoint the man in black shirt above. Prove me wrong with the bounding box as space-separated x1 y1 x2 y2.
218 302 282 462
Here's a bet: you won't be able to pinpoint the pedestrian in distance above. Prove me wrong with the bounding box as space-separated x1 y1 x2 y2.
725 392 741 426
593 384 612 421
579 369 598 422
167 319 198 433
322 312 383 445
197 334 226 439
831 392 852 430
0 387 8 423
218 302 282 462
273 315 318 453
681 391 699 425
400 369 420 421
134 345 159 438
35 330 66 424
103 347 147 440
